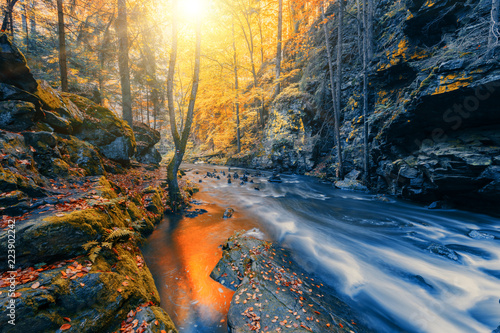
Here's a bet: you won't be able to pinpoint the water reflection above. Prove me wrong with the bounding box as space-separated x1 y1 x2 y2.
141 193 260 332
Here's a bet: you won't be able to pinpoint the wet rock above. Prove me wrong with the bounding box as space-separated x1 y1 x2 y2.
211 233 372 333
335 179 368 192
468 230 495 240
223 207 235 219
0 100 37 131
345 169 362 180
0 34 38 92
268 173 282 183
427 243 459 261
185 208 208 218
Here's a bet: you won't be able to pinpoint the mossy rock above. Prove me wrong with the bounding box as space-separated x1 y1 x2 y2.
35 80 83 133
56 134 106 176
63 93 136 164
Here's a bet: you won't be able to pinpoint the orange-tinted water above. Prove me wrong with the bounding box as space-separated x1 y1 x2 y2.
141 191 260 332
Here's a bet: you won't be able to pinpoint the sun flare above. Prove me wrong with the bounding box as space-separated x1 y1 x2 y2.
179 0 205 19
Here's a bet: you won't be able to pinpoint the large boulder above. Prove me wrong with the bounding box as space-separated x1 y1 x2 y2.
0 34 38 92
35 80 84 133
211 232 372 333
64 94 136 164
132 121 162 165
0 100 37 131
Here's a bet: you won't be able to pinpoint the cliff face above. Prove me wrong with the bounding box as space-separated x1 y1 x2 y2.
256 0 500 213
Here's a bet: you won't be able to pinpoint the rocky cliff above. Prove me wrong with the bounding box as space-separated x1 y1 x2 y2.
234 0 500 214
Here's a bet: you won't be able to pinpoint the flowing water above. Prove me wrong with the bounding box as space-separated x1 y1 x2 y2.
142 164 500 333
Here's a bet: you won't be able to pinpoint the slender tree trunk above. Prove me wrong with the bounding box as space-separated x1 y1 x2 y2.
232 21 241 153
367 0 374 59
275 0 283 97
362 0 370 184
258 5 264 65
489 0 500 50
152 88 158 130
321 2 343 180
56 0 68 91
2 0 19 39
167 0 202 209
117 0 133 125
335 0 344 179
22 3 28 53
146 89 150 125
356 0 362 57
29 0 36 39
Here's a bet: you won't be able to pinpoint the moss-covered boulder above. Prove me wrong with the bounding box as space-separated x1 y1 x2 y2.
56 134 106 176
0 34 38 93
64 94 136 165
35 80 83 134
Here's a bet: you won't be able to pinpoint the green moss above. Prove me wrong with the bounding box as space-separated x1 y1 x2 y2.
42 208 110 237
63 93 136 149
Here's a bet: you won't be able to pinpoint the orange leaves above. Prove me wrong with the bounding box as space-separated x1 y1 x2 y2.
60 323 71 330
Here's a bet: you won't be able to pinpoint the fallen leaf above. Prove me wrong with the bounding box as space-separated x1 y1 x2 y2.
60 323 71 330
31 282 40 289
63 317 71 322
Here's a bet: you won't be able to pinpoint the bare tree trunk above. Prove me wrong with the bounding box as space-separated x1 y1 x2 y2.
232 21 241 153
275 0 283 97
29 0 36 39
335 0 344 179
167 0 202 209
356 0 362 57
321 2 343 180
22 2 28 53
367 0 374 59
362 0 370 184
56 0 68 92
2 0 19 40
258 4 264 65
117 0 133 125
489 0 500 50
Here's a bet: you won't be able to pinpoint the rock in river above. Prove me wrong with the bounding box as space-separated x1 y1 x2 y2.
211 232 372 333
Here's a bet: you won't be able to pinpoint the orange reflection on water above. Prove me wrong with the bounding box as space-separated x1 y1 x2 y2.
171 200 260 325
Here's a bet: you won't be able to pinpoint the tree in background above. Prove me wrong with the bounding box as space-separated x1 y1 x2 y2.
117 0 133 125
56 0 68 91
166 0 202 208
274 0 283 97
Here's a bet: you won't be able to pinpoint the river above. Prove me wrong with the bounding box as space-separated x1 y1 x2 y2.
141 164 500 333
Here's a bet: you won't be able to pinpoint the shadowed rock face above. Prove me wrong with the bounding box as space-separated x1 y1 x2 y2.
0 34 38 93
132 121 162 165
211 233 372 333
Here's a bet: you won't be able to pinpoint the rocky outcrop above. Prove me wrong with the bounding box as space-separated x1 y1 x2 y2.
0 34 38 92
132 121 162 165
236 0 500 214
249 85 320 173
211 231 371 333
